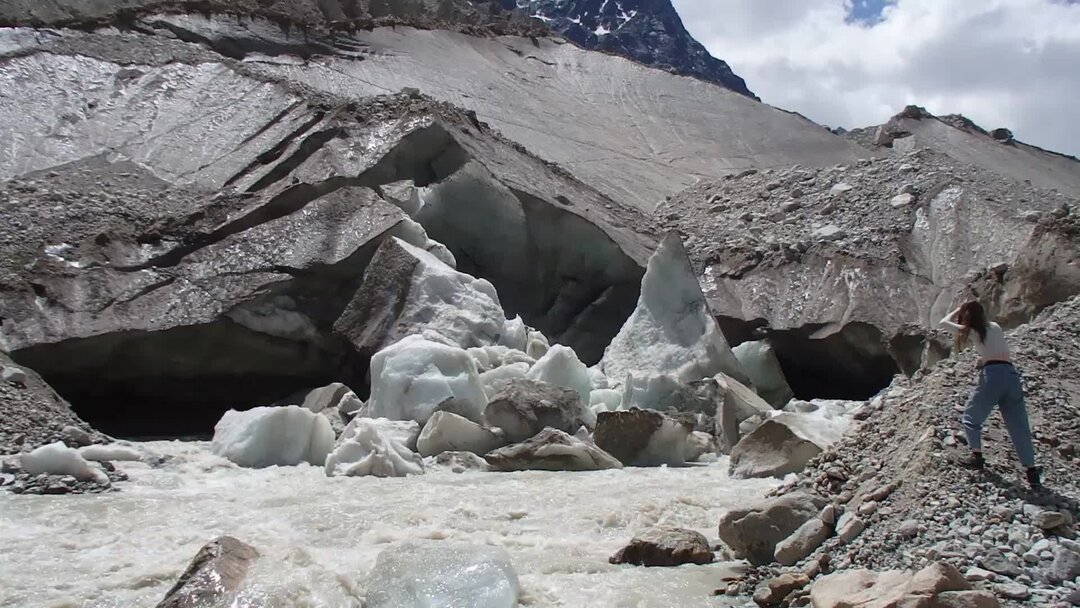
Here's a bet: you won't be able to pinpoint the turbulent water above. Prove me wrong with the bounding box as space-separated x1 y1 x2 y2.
0 441 776 607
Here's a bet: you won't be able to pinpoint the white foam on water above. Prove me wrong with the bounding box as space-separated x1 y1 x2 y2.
0 441 777 607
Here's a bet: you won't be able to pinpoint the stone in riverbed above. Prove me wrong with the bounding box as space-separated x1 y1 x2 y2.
483 378 591 443
753 573 809 607
810 562 972 608
484 428 622 472
592 408 693 467
156 536 259 608
729 413 836 478
717 492 825 566
609 527 714 567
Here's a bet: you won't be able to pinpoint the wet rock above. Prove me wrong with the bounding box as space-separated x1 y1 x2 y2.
609 526 714 567
753 572 810 607
156 536 259 608
484 428 622 472
593 408 692 467
775 518 833 566
433 451 490 473
483 379 590 443
717 492 825 565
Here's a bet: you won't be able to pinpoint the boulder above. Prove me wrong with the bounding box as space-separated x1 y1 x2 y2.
334 236 505 353
685 431 717 462
366 540 519 608
600 235 748 385
593 409 693 467
433 451 490 473
210 406 335 468
836 512 867 543
61 425 94 447
732 341 794 408
417 411 504 457
483 378 591 442
774 518 832 566
525 345 593 405
609 527 714 567
365 334 488 425
484 428 622 472
324 418 424 478
729 411 847 478
754 573 810 607
301 382 352 414
156 536 260 608
1049 547 1080 584
810 562 972 608
717 492 825 565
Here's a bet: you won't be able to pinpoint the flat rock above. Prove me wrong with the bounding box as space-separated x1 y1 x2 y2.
609 526 714 567
991 582 1030 601
484 428 622 472
978 551 1023 578
156 536 259 608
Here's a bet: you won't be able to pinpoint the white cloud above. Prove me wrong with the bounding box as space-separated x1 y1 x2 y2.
673 0 1080 157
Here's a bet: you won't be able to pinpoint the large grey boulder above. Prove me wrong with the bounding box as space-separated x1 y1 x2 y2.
717 492 825 565
609 527 714 567
729 413 841 478
484 428 622 472
593 409 693 467
156 536 259 608
483 379 591 443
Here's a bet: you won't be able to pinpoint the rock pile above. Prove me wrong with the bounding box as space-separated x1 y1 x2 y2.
717 296 1080 607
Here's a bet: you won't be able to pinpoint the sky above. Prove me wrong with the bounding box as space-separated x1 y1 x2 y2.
671 0 1080 158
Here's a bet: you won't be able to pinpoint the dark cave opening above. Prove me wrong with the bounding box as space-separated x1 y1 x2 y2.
718 316 901 401
11 321 364 439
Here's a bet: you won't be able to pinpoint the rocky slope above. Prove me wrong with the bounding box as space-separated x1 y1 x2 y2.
657 140 1080 400
744 295 1080 607
506 0 756 98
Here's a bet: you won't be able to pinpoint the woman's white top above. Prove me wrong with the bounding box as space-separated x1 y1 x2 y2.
939 307 1011 361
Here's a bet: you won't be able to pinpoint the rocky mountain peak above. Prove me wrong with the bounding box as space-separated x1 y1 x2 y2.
506 0 756 98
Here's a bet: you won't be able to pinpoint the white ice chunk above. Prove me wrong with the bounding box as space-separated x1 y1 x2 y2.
325 418 424 478
685 431 717 462
619 373 683 410
525 330 550 359
340 417 421 452
366 541 520 608
78 444 144 462
211 406 335 468
601 234 748 384
732 340 794 408
587 365 610 390
388 238 503 348
20 442 108 483
638 417 693 467
479 362 531 397
390 217 457 267
417 411 504 457
589 388 623 411
500 316 529 352
367 334 488 425
526 344 592 405
468 346 493 371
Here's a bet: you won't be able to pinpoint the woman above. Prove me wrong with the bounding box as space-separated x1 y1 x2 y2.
939 301 1040 489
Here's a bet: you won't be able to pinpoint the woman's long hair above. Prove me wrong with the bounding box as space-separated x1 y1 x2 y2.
955 301 989 351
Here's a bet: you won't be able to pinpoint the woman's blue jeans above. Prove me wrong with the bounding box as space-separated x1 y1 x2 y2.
962 363 1036 467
